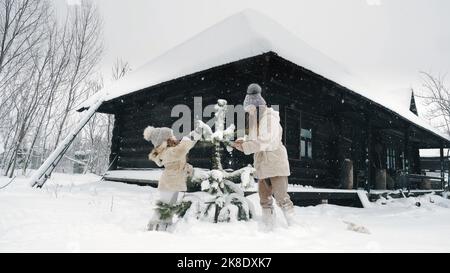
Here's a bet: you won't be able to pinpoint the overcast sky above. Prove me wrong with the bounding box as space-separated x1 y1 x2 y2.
57 0 450 98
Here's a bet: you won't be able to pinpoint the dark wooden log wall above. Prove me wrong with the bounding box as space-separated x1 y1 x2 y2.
100 52 446 189
262 54 366 188
107 54 270 171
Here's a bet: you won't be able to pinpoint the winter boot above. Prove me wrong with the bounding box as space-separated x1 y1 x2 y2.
147 219 160 231
147 211 173 231
261 207 275 231
282 207 298 226
147 219 172 231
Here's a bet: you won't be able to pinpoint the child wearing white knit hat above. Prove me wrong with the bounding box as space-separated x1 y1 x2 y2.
143 126 197 231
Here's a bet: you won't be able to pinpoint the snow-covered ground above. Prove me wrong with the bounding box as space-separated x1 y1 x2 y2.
1 173 450 253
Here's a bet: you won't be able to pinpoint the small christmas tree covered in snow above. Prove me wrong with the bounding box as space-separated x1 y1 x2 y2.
172 99 256 223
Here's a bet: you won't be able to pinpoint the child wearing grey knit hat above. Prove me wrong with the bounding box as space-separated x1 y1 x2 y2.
143 126 197 231
243 83 267 110
233 83 297 231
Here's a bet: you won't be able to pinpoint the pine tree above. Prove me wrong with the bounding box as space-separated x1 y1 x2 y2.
157 99 256 223
189 99 256 222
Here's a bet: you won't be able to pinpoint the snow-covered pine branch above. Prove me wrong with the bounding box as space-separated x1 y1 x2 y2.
193 99 235 170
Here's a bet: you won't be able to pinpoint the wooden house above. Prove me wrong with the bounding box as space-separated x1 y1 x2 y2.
78 10 450 194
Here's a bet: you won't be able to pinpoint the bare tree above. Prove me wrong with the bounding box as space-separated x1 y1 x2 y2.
0 0 48 131
0 0 51 176
111 58 131 81
418 71 450 137
53 1 103 149
0 0 49 113
107 58 130 144
21 17 71 174
0 0 49 74
0 0 104 177
79 59 131 175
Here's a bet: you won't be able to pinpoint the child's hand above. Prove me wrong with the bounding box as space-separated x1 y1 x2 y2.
167 137 180 147
232 140 244 152
188 130 202 141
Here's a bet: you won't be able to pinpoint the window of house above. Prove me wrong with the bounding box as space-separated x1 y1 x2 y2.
301 128 312 159
386 147 396 170
400 151 409 172
285 107 313 160
285 108 300 159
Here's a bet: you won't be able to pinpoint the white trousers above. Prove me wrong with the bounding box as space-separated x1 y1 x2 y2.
158 190 179 204
149 190 179 223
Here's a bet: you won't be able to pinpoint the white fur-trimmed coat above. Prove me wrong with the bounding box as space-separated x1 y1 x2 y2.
149 138 196 192
241 107 291 179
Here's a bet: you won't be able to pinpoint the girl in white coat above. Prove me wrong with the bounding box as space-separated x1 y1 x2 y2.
143 126 196 231
233 83 297 230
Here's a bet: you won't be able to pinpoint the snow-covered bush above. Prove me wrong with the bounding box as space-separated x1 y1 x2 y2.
155 200 193 221
180 99 256 223
188 167 255 222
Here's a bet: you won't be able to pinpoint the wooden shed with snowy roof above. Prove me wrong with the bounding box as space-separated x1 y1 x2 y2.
74 9 450 193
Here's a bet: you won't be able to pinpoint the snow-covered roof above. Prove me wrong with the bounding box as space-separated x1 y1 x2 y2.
420 149 450 158
80 9 364 108
78 9 449 142
368 88 448 141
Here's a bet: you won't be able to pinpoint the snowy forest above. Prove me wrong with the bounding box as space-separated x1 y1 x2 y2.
0 0 129 178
